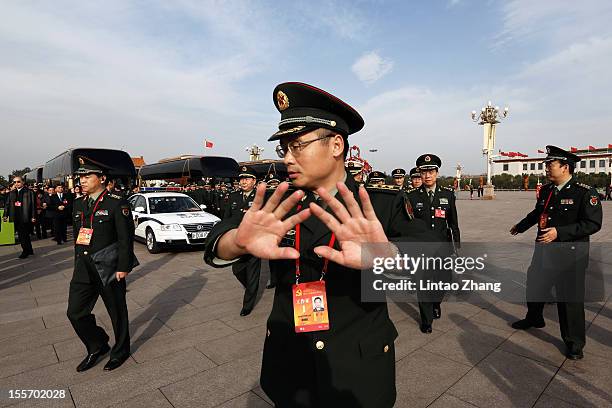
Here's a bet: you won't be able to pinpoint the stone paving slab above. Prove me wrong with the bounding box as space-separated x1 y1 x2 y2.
0 193 609 408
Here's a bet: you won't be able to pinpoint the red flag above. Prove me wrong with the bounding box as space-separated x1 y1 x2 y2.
508 152 517 157
588 145 595 151
204 139 214 149
499 151 508 156
608 144 612 149
570 147 578 152
537 149 544 153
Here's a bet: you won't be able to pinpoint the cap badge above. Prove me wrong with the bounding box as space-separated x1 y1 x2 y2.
424 155 431 162
78 157 85 165
277 91 289 111
241 166 247 171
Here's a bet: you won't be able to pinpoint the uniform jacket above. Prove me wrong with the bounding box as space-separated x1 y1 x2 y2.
3 188 36 223
224 189 256 220
73 190 136 274
405 184 460 247
204 173 432 408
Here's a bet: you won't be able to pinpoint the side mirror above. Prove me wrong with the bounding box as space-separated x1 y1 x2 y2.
134 206 145 213
199 204 207 210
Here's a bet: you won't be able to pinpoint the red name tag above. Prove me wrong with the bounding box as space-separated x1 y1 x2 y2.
15 201 22 207
434 208 446 218
76 228 93 246
292 280 330 333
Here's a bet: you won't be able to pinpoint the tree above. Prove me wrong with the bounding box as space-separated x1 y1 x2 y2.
11 167 31 178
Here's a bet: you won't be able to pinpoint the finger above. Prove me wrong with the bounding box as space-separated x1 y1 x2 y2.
250 183 268 212
268 246 301 260
316 186 351 224
309 202 342 233
337 182 364 219
262 182 289 213
281 208 312 230
358 185 377 220
313 246 344 265
273 189 305 219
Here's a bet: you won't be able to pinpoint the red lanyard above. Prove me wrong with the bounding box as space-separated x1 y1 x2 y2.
295 204 336 284
80 190 107 228
542 189 554 211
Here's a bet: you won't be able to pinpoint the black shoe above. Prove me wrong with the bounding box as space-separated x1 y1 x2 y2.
103 355 129 371
76 344 110 372
566 345 584 360
511 318 545 330
266 283 276 289
57 241 63 245
18 253 29 259
433 305 441 319
240 308 252 317
420 323 432 334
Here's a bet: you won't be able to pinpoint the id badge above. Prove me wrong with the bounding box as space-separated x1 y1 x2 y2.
434 208 446 218
292 280 330 333
15 201 22 207
76 228 93 246
538 213 548 229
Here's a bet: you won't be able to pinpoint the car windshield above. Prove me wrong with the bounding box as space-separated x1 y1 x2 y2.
148 196 201 214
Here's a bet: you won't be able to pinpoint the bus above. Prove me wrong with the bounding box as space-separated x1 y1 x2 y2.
42 148 136 189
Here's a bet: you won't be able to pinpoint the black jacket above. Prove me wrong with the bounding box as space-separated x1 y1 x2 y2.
3 188 36 223
223 189 256 219
50 193 72 219
405 184 460 248
73 191 136 273
204 173 432 407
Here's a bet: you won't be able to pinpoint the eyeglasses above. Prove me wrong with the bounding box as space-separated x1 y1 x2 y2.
275 135 332 158
14 180 23 184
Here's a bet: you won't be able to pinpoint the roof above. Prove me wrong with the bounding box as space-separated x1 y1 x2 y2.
136 192 191 198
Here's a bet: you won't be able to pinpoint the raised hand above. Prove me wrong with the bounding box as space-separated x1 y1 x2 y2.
233 182 311 260
309 182 394 270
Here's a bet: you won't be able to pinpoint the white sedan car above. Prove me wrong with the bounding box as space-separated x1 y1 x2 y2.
128 192 220 253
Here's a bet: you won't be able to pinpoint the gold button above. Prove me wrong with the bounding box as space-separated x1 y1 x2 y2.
383 345 389 353
83 251 88 255
267 329 271 337
315 341 325 350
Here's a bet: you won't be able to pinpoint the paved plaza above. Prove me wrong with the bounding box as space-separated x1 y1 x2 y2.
0 191 611 408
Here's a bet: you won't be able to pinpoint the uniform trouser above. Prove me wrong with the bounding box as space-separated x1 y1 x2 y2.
53 216 67 242
15 221 33 254
417 268 452 325
67 257 130 359
525 301 585 349
232 256 261 311
524 259 586 349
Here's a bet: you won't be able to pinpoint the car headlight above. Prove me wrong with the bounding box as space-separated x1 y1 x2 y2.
160 224 182 231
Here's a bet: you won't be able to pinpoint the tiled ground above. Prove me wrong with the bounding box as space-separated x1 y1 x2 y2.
0 191 610 407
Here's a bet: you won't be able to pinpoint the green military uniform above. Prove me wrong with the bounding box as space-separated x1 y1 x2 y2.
226 166 261 316
67 158 136 367
513 145 602 358
204 82 432 407
405 154 460 331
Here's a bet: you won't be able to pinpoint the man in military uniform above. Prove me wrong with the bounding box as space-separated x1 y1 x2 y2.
409 167 422 189
67 157 136 372
225 166 261 316
345 160 364 184
367 170 386 187
510 145 602 360
204 82 429 407
391 168 406 189
405 154 460 333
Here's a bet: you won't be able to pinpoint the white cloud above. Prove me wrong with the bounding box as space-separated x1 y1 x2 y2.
351 51 394 84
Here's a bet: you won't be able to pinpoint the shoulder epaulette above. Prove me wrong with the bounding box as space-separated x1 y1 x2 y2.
441 186 454 192
577 183 591 190
108 193 122 199
405 187 419 194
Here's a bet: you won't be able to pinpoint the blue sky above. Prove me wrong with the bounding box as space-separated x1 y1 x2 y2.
2 0 612 176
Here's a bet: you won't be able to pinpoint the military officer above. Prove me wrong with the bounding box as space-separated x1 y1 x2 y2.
405 154 460 333
67 157 136 372
391 168 406 189
510 145 602 360
367 170 386 187
225 166 261 316
204 82 430 407
409 167 422 189
345 160 364 184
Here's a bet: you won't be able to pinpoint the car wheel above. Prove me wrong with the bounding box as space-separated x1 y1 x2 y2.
146 228 162 254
